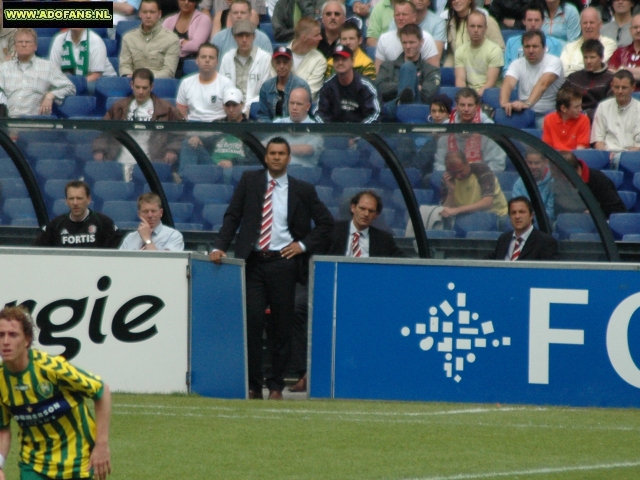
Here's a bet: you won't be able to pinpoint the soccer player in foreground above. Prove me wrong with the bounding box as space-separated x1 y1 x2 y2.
0 307 111 480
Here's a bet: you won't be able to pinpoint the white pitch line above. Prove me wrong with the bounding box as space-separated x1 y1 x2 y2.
403 461 640 480
115 403 537 417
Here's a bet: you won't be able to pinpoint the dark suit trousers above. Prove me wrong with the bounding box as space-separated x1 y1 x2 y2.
246 252 298 392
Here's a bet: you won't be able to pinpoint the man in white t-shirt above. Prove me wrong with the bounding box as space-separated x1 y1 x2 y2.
49 28 117 95
500 30 564 128
374 0 439 72
176 43 232 121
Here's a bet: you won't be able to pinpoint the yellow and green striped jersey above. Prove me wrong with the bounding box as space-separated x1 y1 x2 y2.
0 349 104 479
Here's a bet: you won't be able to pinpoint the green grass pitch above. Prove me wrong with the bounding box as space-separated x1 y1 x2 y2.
4 393 640 479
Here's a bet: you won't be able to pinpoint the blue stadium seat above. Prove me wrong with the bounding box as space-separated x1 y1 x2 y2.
83 162 124 184
52 198 70 217
36 37 53 58
494 108 535 128
315 186 335 206
67 75 88 95
175 222 203 231
323 136 350 150
35 159 77 182
619 151 640 190
35 28 61 37
1 178 28 198
104 96 125 112
103 38 117 57
160 182 184 202
574 149 610 170
192 184 235 205
396 104 430 123
132 163 174 185
454 212 498 238
44 179 70 199
320 149 360 169
0 159 19 178
378 207 396 228
379 167 421 188
609 213 640 239
152 78 179 98
259 23 276 44
3 198 36 222
26 143 69 162
11 218 38 227
555 213 597 240
109 57 119 75
426 229 456 239
117 221 141 229
102 200 138 223
183 59 198 76
600 170 623 188
96 77 132 113
496 171 520 192
481 88 501 110
438 86 460 104
440 67 455 86
522 128 542 139
93 181 136 207
181 165 224 186
340 187 383 205
92 28 109 38
202 204 228 230
116 20 141 50
331 167 372 188
466 231 502 240
501 29 525 44
231 166 260 184
168 202 193 223
56 96 97 118
569 233 601 242
620 189 636 211
287 165 322 184
249 102 260 120
392 188 433 208
430 170 445 199
622 233 640 242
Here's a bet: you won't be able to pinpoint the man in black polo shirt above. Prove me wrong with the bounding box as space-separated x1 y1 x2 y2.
35 180 122 248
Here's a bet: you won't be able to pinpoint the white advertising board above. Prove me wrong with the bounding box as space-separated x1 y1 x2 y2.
0 249 189 393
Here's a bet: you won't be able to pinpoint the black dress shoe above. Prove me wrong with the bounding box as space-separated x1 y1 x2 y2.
268 389 283 400
288 374 307 392
248 389 263 399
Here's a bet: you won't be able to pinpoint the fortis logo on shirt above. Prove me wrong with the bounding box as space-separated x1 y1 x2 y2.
61 226 96 245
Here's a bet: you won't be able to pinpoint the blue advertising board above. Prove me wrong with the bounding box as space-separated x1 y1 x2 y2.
310 258 640 407
190 257 246 399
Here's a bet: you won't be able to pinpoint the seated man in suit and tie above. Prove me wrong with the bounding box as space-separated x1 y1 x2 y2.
486 196 558 261
327 190 404 257
209 136 334 400
288 190 403 393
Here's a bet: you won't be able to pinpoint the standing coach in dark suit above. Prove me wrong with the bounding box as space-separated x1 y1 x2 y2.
209 136 334 400
288 190 403 393
486 196 558 261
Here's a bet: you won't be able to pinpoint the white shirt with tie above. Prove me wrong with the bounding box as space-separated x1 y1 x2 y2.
348 221 371 257
505 224 534 261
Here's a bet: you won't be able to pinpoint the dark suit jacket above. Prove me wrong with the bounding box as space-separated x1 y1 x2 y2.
326 220 404 258
486 228 559 261
215 169 334 278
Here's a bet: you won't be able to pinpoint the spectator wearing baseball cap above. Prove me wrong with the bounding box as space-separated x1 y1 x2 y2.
325 22 376 80
219 19 273 116
314 44 381 123
256 46 312 122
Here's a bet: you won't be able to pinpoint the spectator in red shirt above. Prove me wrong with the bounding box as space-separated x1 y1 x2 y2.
608 12 640 91
542 83 590 150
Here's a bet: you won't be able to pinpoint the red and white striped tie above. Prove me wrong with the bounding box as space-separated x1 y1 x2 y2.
510 237 523 261
351 231 362 257
258 180 276 251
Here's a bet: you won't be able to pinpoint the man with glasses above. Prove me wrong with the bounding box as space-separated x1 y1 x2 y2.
0 28 75 117
318 1 346 58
